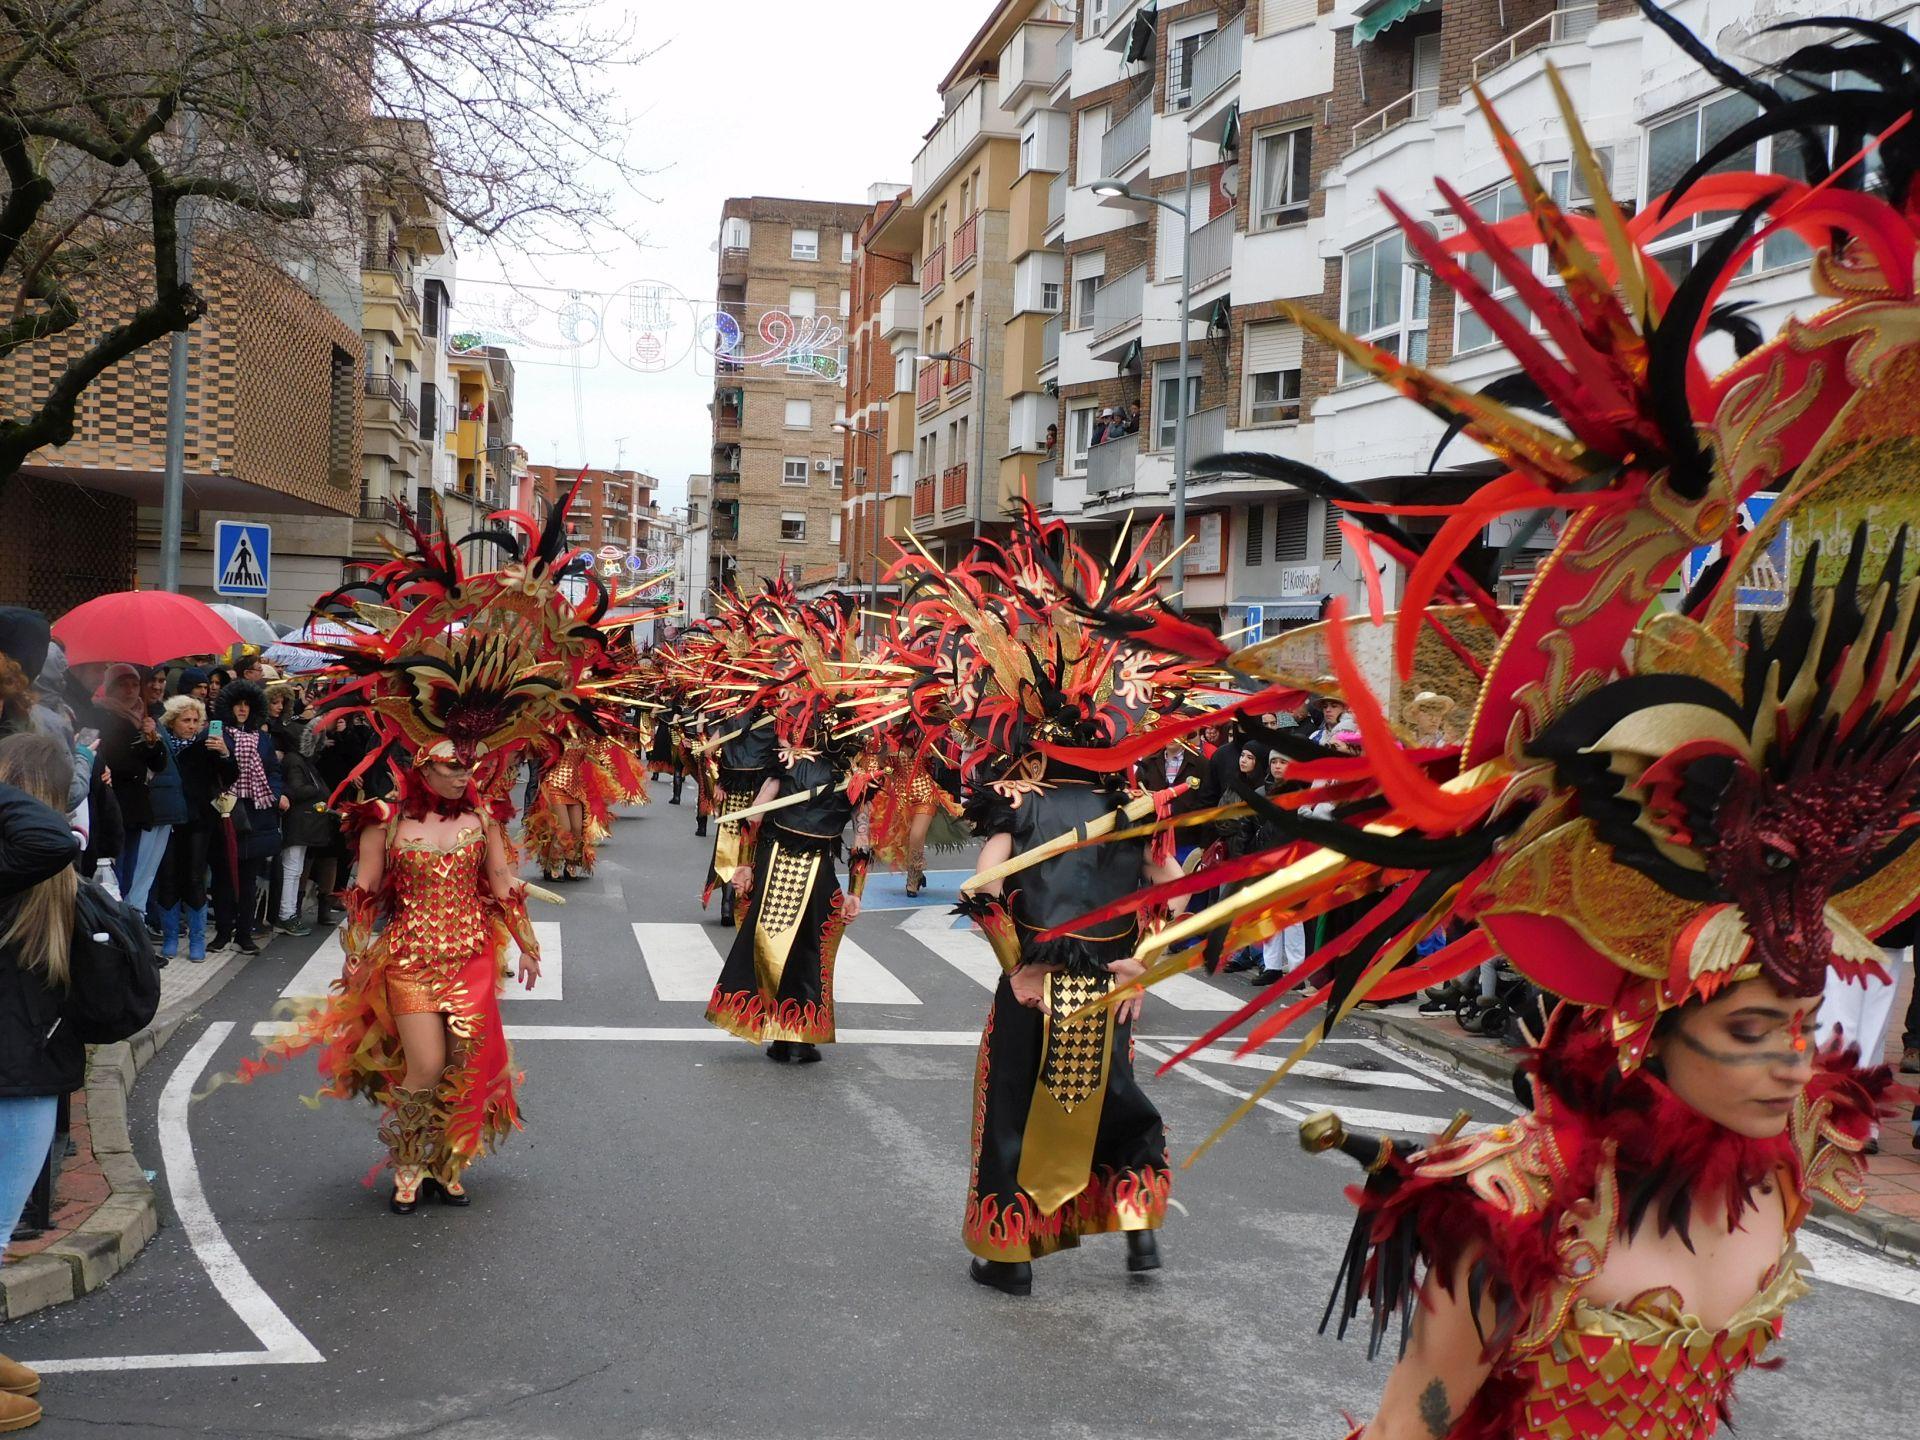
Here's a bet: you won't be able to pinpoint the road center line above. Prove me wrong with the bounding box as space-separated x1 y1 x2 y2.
26 1022 325 1374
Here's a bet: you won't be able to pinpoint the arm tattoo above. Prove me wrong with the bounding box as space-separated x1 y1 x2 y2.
1418 1378 1452 1439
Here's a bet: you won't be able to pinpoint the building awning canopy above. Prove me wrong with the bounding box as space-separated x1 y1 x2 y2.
1110 3 1157 58
1354 0 1435 45
1118 338 1143 373
1250 597 1327 620
1195 98 1239 152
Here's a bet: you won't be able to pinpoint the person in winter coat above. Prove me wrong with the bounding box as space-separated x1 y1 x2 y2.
155 696 237 962
274 724 339 937
91 663 168 913
169 667 210 705
209 680 284 954
0 734 99 1433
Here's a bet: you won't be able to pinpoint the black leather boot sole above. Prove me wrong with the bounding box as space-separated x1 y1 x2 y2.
389 1189 419 1215
791 1043 822 1064
424 1178 472 1207
969 1258 1033 1296
766 1041 792 1063
1125 1230 1162 1272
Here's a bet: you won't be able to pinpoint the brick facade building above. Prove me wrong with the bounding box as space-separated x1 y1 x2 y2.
839 190 913 600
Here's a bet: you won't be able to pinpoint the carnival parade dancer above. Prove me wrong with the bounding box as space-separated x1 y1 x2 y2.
524 719 603 881
1098 11 1914 1433
236 493 608 1212
869 509 1237 1296
704 594 874 1063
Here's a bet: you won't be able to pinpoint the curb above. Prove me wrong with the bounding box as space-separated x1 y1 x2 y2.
1348 1008 1920 1268
1 946 257 1321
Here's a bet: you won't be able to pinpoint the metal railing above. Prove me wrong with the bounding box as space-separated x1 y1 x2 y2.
719 246 749 281
1034 456 1056 508
1472 4 1599 80
357 496 397 522
1092 263 1146 341
1187 11 1245 109
1087 431 1138 495
917 363 942 409
1056 23 1074 76
398 284 421 321
1041 314 1061 367
1189 210 1235 285
363 371 405 407
952 211 980 273
913 476 936 520
401 395 420 430
941 464 969 510
1046 171 1067 229
944 338 973 389
921 243 946 298
1350 86 1438 150
1102 95 1152 175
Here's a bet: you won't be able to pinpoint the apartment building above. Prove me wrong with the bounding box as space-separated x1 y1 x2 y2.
524 463 655 556
839 186 913 604
684 472 713 620
710 196 871 592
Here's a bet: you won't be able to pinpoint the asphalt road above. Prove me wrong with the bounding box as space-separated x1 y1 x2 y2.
5 802 1916 1439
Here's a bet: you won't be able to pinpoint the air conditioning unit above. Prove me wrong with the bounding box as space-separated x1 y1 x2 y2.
815 459 833 473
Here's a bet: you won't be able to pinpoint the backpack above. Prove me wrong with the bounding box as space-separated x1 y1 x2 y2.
64 878 162 1045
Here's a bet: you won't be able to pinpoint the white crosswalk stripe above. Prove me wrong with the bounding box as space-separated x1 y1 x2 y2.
631 922 724 1002
832 938 921 1005
277 922 562 1002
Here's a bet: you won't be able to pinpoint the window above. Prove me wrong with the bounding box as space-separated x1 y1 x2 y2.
1068 405 1097 473
842 232 854 263
1169 28 1214 110
723 217 751 249
788 288 817 319
1083 0 1108 38
1273 500 1310 562
1244 505 1265 565
1455 172 1571 353
1073 253 1104 329
780 513 807 542
783 457 809 486
784 399 812 429
418 380 438 441
832 459 845 486
832 515 843 544
1412 32 1441 118
1254 126 1313 229
1041 280 1062 313
791 228 820 261
1153 363 1202 451
1021 130 1039 173
1341 231 1429 383
1245 322 1303 424
838 288 850 318
1322 499 1344 563
895 352 914 392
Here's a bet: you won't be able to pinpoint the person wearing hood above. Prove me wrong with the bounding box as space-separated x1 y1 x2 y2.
209 680 284 955
0 607 51 743
170 667 210 704
93 663 169 915
155 695 234 962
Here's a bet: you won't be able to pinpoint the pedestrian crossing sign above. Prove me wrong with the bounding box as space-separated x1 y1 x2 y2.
213 520 271 597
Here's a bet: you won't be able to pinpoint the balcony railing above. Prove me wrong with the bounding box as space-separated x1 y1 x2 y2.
921 243 946 298
1056 23 1074 76
1087 431 1139 495
941 464 969 510
1190 210 1235 285
1041 314 1061 368
952 212 980 274
719 246 749 283
357 495 398 522
363 371 405 408
917 363 942 410
398 283 421 322
913 476 936 520
1046 171 1067 229
1472 4 1599 80
1351 86 1438 151
1092 263 1146 341
1187 11 1245 109
401 395 420 430
944 338 973 390
1102 96 1152 175
1034 457 1056 509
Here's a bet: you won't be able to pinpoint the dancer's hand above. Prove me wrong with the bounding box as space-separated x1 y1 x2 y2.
1106 956 1146 987
1112 991 1144 1025
517 952 541 990
734 866 752 892
843 893 861 921
1009 963 1051 1011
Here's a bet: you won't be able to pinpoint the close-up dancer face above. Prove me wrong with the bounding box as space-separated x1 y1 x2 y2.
1652 977 1822 1138
424 757 474 799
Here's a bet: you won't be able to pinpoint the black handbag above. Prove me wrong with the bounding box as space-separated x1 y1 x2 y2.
64 879 162 1044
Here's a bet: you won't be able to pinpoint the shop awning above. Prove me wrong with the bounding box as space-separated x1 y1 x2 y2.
1354 0 1434 45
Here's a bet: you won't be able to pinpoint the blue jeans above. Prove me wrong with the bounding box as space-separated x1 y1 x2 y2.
122 824 174 915
0 1095 58 1240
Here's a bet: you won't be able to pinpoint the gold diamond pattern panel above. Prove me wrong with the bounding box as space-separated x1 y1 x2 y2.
1040 973 1111 1113
757 842 817 936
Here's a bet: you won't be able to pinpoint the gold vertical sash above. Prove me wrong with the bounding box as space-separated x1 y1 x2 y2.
711 786 754 883
752 839 821 999
1016 971 1114 1214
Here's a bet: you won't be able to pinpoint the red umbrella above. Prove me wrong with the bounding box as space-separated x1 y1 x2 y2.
52 590 247 668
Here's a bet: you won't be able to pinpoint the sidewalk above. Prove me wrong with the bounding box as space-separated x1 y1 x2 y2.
1 940 262 1319
1344 963 1920 1265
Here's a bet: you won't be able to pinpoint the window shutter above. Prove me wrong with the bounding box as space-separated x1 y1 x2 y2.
1244 504 1265 564
1261 0 1315 32
1322 499 1344 562
1273 500 1310 562
1245 321 1303 374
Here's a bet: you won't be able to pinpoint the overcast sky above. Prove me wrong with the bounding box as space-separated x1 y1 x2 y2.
455 2 992 513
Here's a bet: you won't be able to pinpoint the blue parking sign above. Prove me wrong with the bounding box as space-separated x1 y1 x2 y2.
1681 493 1785 610
214 520 271 597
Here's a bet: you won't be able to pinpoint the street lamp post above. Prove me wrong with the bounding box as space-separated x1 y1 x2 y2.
1093 146 1196 609
833 420 886 637
922 323 990 543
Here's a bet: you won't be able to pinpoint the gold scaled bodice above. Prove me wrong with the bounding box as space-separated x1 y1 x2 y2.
385 830 488 978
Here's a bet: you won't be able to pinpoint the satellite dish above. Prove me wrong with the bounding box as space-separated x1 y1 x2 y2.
1219 162 1240 201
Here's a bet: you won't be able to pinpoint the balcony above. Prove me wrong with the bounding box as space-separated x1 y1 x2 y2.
1034 456 1056 509
1046 172 1067 231
1056 23 1074 79
944 338 973 393
1351 86 1438 152
921 243 946 300
941 464 969 511
719 246 749 285
1472 4 1598 80
914 475 936 521
363 371 405 408
952 212 980 276
917 363 942 411
1087 430 1139 495
878 283 921 342
912 76 1019 199
1001 20 1068 104
1090 263 1146 355
1040 314 1061 369
402 395 420 431
1189 210 1235 287
1102 96 1152 177
357 495 398 522
1186 11 1245 110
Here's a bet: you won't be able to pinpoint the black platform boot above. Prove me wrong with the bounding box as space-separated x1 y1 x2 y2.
791 1042 822 1064
969 1258 1033 1297
1125 1230 1162 1273
766 1040 792 1063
